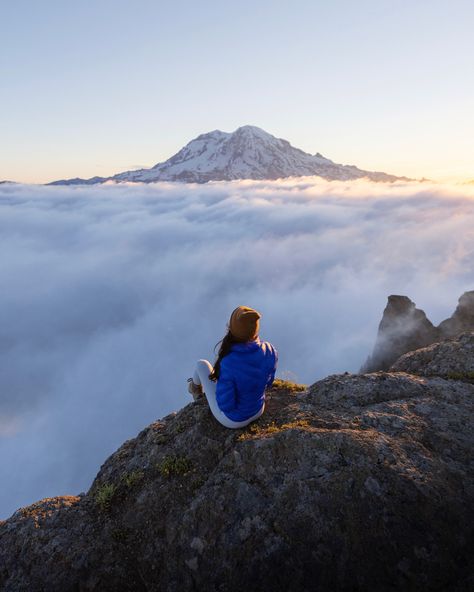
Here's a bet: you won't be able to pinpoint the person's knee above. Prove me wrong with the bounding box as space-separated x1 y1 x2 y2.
197 359 213 373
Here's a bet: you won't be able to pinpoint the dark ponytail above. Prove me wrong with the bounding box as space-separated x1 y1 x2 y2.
209 330 237 381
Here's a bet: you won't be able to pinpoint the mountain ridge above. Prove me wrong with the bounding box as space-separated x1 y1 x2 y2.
49 125 412 185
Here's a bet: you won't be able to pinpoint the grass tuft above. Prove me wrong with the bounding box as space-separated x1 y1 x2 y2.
271 378 307 393
94 483 117 512
158 455 192 478
237 418 310 441
122 470 145 488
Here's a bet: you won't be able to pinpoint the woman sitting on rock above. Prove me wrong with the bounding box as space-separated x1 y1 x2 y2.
187 306 278 429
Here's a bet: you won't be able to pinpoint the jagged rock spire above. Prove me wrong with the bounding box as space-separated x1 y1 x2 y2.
361 291 474 372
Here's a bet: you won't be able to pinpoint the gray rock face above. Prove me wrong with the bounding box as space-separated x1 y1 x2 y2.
391 331 474 380
439 291 474 338
1 341 474 592
361 295 439 372
362 291 474 372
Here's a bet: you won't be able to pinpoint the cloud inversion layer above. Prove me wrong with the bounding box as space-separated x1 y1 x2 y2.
1 178 473 518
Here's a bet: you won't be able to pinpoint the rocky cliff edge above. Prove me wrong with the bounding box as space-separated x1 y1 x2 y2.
1 335 474 591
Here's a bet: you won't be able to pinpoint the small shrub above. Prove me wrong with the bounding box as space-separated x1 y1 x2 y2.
122 470 145 488
95 483 117 512
158 455 192 478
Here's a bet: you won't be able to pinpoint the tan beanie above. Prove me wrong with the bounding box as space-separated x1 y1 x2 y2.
229 306 261 342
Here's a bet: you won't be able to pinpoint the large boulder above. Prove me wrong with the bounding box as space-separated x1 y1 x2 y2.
1 360 474 591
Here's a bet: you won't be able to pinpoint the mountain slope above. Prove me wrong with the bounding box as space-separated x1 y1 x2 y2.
49 126 410 185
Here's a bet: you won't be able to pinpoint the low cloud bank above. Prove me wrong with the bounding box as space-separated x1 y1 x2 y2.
1 178 473 517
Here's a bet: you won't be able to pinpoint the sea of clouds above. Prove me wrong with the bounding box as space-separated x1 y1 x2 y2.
1 178 473 518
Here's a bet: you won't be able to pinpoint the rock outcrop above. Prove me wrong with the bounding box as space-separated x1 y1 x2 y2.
439 291 474 338
1 333 474 592
391 331 474 381
362 291 474 372
361 295 439 372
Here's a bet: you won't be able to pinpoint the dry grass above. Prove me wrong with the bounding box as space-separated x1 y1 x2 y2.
237 418 310 441
270 378 307 393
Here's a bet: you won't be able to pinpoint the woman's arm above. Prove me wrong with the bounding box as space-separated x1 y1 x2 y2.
266 345 278 388
216 358 237 413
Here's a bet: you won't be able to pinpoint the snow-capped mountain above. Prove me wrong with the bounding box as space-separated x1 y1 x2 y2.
50 126 409 185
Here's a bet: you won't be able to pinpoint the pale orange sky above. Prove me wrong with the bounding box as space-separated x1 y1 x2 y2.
1 0 473 184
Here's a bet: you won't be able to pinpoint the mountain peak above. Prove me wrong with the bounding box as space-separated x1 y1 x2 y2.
49 126 409 185
233 125 274 138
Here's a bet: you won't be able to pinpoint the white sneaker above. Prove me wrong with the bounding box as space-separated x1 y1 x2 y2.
187 378 203 401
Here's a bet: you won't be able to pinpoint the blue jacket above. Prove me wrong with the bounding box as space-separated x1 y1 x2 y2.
216 338 278 422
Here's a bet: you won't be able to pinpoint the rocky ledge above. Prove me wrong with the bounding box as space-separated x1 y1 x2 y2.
1 335 474 591
392 332 474 381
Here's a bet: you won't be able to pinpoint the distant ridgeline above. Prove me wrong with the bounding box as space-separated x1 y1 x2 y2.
361 290 474 372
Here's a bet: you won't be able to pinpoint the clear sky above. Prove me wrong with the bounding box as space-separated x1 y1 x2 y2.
1 0 473 184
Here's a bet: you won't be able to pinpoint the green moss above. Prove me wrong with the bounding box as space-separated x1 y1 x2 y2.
158 455 192 478
94 483 117 512
446 370 474 381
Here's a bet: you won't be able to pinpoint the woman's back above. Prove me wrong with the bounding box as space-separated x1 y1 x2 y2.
189 305 278 429
216 338 277 422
